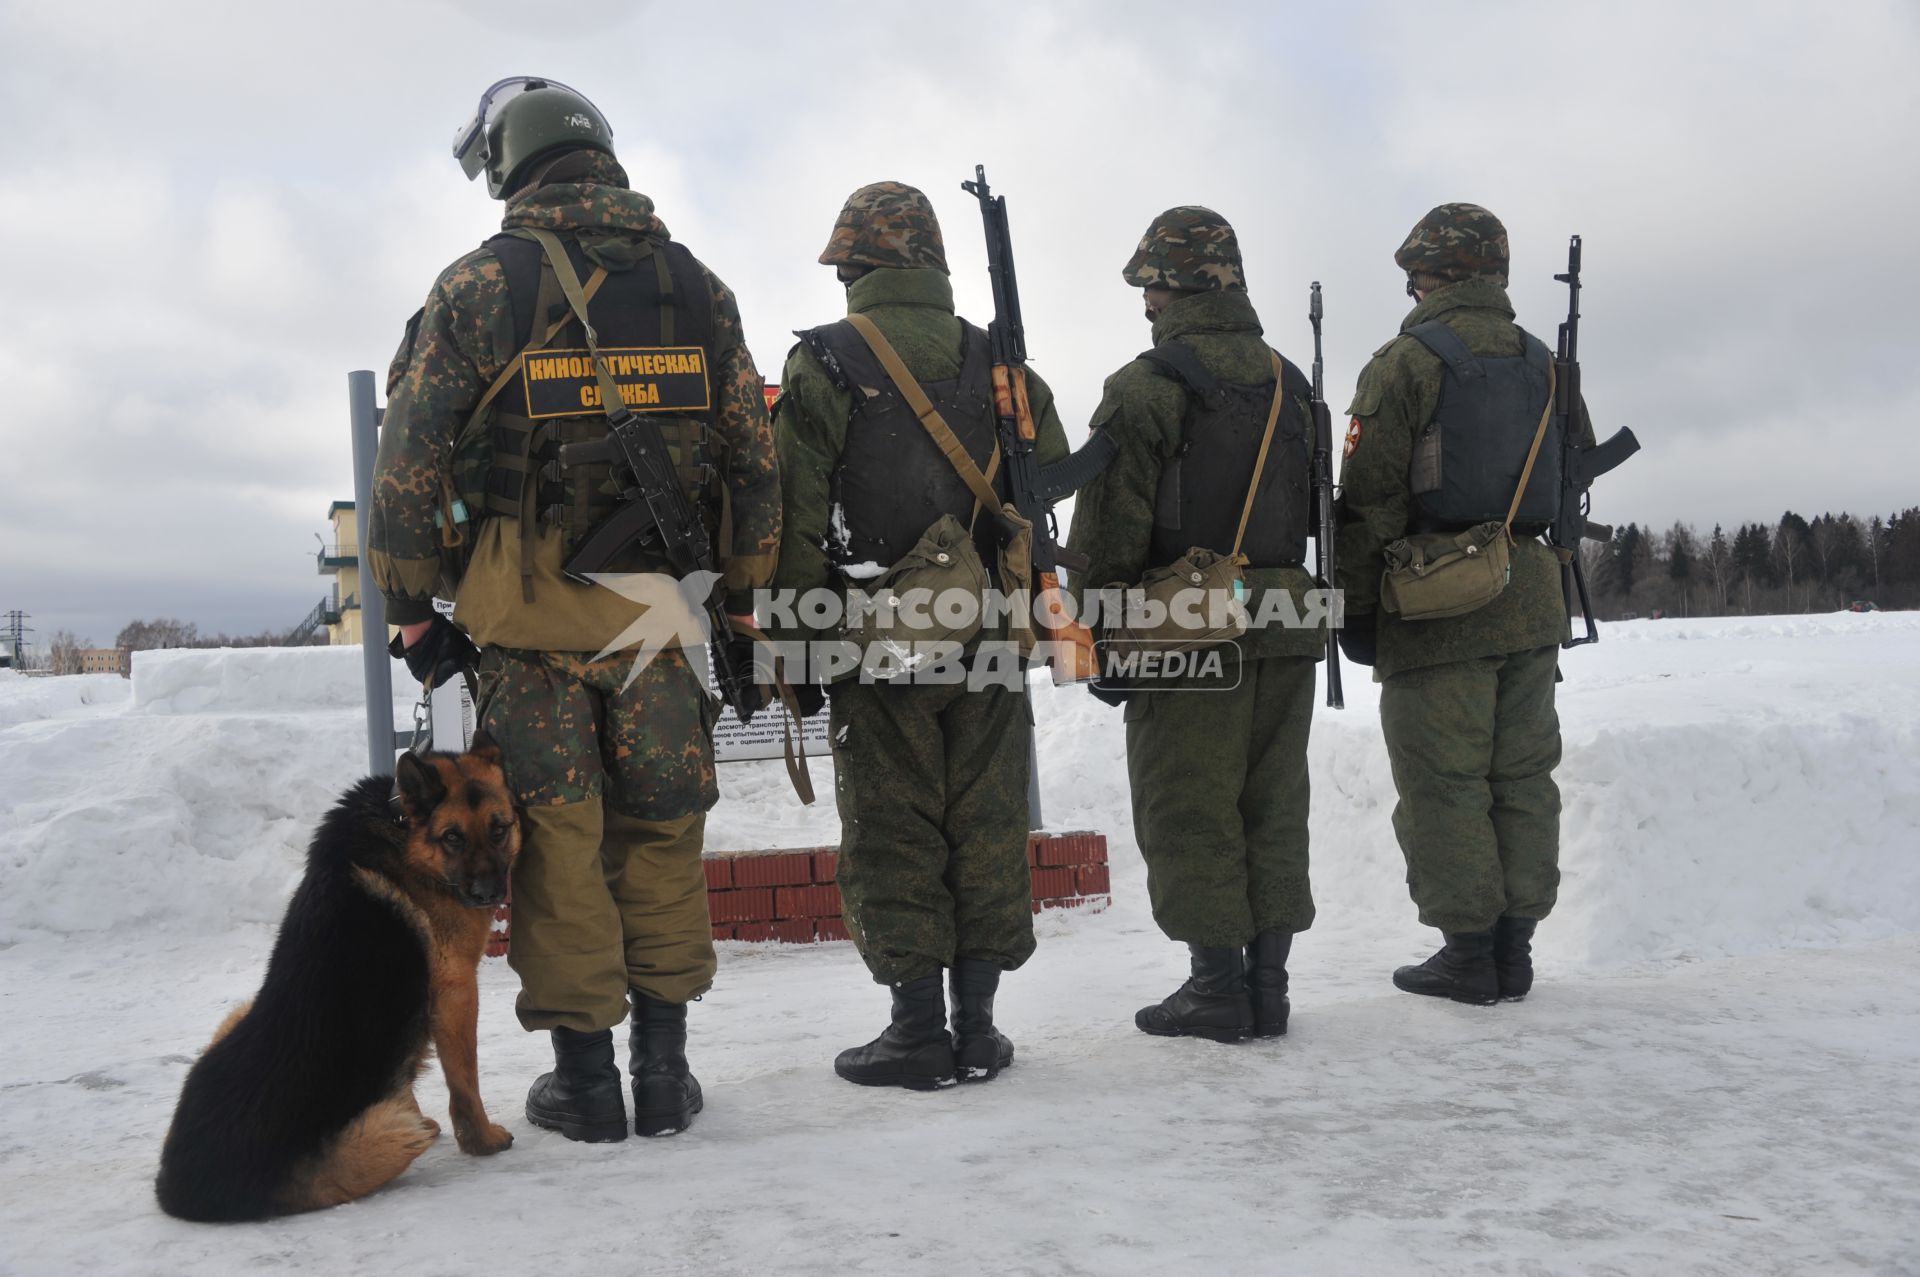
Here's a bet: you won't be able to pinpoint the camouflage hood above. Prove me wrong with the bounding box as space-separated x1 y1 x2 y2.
819 181 948 273
1123 206 1245 292
1394 203 1508 283
501 150 670 238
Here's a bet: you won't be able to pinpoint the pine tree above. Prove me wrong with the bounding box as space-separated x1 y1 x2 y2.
1705 523 1732 611
1666 523 1695 616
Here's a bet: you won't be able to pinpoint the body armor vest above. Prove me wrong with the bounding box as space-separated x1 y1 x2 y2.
795 318 1005 576
1138 340 1312 570
1403 320 1558 534
458 228 721 565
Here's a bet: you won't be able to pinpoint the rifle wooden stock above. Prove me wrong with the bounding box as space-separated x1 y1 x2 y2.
999 365 1096 685
1037 572 1100 684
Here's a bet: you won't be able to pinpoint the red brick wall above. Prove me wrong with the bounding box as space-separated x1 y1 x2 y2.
487 831 1110 956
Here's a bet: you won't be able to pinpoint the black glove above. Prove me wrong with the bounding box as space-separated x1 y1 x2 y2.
390 615 481 690
1088 678 1133 708
790 680 827 719
716 633 769 723
1336 611 1377 668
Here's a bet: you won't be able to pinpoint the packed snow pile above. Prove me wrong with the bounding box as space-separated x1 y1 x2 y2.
130 644 382 715
2 613 1916 963
0 669 130 731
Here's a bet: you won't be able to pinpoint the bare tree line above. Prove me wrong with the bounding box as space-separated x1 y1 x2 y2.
1588 507 1920 619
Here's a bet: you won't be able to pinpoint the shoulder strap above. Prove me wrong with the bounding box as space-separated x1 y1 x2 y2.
1503 361 1558 534
842 312 1004 518
1136 341 1223 406
794 326 854 393
1230 351 1288 558
459 252 608 442
523 227 629 419
1404 320 1484 379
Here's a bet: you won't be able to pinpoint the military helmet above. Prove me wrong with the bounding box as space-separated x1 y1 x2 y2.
452 77 615 200
1122 206 1245 292
818 182 949 274
1394 203 1510 284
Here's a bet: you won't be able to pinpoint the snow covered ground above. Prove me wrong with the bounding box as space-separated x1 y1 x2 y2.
2 615 1917 1275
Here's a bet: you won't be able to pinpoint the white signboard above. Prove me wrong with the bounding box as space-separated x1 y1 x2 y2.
712 691 830 764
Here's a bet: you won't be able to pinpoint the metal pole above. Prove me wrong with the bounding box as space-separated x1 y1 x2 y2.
349 370 396 776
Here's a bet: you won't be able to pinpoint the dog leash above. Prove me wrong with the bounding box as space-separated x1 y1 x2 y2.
388 674 441 824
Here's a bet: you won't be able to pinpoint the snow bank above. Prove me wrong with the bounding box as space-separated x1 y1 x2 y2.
130 645 380 714
0 670 129 731
3 616 1917 967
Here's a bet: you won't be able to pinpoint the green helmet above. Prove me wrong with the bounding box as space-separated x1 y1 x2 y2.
1394 203 1509 284
451 77 615 200
1122 206 1245 292
818 181 948 273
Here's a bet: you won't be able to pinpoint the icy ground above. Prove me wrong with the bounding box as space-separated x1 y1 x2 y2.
2 615 1918 1276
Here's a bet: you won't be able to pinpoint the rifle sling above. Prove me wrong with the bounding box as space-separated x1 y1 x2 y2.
1503 363 1558 535
1230 352 1289 560
841 313 1005 530
728 618 815 805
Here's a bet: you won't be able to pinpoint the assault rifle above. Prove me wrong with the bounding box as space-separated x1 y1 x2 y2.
1551 236 1641 647
961 165 1116 683
559 409 759 721
1308 282 1344 709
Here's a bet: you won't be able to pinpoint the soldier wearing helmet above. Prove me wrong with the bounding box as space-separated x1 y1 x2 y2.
769 181 1071 1089
1064 207 1328 1045
369 78 781 1143
1336 203 1598 1006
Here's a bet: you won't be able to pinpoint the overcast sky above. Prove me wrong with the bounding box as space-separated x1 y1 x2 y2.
1 0 1915 647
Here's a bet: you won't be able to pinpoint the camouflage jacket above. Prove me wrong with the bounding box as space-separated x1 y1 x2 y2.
1336 276 1595 678
369 152 779 645
1065 288 1326 660
771 267 1069 645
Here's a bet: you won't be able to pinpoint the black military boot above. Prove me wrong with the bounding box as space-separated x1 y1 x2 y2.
1246 930 1293 1039
525 1026 628 1143
1493 916 1537 1001
834 973 957 1090
1392 932 1499 1005
950 958 1015 1081
628 992 703 1136
1136 945 1255 1043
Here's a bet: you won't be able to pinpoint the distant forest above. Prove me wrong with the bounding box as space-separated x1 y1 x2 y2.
1581 507 1920 620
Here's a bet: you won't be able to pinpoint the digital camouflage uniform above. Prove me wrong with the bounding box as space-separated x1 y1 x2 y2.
773 183 1068 986
370 150 779 1032
1066 208 1327 950
1337 204 1594 936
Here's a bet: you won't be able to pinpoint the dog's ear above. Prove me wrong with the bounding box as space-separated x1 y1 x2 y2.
467 730 504 769
394 751 447 816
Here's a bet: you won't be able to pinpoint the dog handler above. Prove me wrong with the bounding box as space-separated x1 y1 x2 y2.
369 79 780 1141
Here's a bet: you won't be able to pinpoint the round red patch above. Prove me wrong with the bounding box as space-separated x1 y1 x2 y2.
1343 417 1363 459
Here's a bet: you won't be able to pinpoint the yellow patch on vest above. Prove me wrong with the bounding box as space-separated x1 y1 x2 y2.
522 346 712 420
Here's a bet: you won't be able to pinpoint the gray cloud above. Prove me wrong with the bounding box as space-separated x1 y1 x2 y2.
1 0 1915 646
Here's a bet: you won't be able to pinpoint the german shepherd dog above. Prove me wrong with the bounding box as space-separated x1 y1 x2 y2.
155 735 521 1221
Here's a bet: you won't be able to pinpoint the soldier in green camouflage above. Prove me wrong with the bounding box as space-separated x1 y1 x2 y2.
772 181 1070 1089
1065 207 1327 1043
370 79 779 1141
1337 202 1596 1005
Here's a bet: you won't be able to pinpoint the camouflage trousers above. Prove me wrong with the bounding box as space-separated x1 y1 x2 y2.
828 678 1038 985
476 646 719 1032
1124 650 1317 947
1379 644 1562 935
